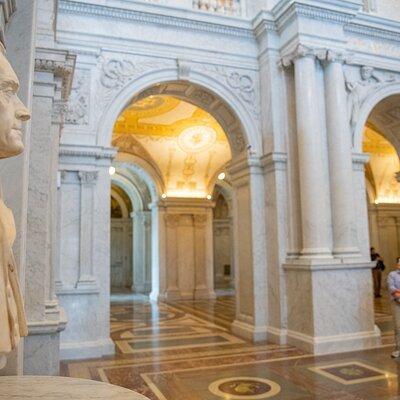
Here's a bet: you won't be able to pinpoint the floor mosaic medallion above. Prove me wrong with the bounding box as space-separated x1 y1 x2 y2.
208 377 281 399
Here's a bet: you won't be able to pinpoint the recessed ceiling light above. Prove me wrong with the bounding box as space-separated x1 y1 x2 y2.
206 194 212 200
161 193 167 199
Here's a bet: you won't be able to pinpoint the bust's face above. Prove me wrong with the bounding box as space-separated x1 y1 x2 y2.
0 52 30 159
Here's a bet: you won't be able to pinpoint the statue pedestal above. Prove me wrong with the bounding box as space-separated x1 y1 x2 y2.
0 376 150 399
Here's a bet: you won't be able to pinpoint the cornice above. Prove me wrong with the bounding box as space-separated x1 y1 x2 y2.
58 0 254 39
346 13 400 43
59 145 117 160
35 48 76 98
273 2 357 32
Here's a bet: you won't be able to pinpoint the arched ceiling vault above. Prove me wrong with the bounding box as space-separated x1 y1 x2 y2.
112 94 232 199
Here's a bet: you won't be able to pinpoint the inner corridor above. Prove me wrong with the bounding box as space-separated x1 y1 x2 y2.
61 294 399 400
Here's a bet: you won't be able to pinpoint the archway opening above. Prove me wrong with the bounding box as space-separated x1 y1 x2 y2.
107 79 250 329
361 94 400 342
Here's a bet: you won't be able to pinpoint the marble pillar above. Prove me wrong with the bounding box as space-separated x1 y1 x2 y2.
23 49 75 375
292 47 333 258
323 50 359 257
57 146 116 360
228 155 268 342
282 46 380 354
131 211 151 294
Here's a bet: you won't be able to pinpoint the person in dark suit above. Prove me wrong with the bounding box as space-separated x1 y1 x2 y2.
371 247 385 298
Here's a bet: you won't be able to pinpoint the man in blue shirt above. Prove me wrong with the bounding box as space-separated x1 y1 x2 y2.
387 257 400 358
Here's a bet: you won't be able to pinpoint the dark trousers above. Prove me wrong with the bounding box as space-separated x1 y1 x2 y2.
372 268 382 297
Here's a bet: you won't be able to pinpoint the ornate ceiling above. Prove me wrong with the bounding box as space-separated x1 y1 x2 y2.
112 95 231 198
363 125 400 204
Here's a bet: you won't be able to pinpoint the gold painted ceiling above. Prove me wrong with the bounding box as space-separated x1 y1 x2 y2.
113 95 231 198
363 125 400 204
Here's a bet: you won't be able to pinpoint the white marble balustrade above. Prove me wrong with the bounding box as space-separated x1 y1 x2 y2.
193 0 243 16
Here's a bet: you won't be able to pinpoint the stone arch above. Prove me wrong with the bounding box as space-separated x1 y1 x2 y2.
97 67 260 157
110 187 130 218
353 83 400 153
114 155 162 203
111 171 144 212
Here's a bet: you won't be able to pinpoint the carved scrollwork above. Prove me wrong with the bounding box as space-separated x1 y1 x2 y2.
193 64 260 122
96 55 170 118
65 69 90 125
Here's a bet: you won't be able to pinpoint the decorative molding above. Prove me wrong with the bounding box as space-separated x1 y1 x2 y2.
280 44 317 67
52 100 69 125
65 69 90 125
194 214 207 227
193 63 260 122
274 3 356 33
58 0 253 38
164 214 180 228
261 152 287 173
35 51 76 99
352 152 369 171
97 55 170 115
78 170 99 184
59 145 117 160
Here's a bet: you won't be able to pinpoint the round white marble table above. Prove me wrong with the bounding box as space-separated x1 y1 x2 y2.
0 376 150 399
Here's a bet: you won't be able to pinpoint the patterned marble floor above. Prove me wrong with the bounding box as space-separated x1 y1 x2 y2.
61 293 400 400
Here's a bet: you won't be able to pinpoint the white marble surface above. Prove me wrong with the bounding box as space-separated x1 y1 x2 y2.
0 376 149 399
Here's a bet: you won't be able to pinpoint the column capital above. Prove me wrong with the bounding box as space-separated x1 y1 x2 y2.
324 49 347 65
78 170 98 185
193 214 207 227
131 211 151 226
164 214 180 228
280 44 323 68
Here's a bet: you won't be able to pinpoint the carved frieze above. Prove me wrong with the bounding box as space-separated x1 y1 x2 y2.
65 69 90 125
345 65 397 131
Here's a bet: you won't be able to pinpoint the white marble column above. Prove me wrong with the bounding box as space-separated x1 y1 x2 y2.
194 211 215 299
131 211 151 294
23 49 74 375
290 45 333 258
323 50 359 257
77 171 98 289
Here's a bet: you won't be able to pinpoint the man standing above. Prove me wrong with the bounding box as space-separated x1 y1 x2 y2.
387 258 400 358
371 247 385 298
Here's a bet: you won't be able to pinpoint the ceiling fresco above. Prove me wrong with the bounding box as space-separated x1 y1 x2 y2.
363 125 400 204
112 95 231 198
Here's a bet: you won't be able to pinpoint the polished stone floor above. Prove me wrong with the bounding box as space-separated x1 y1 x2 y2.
61 292 400 400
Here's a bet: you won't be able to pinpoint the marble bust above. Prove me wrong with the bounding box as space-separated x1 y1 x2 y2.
0 43 30 368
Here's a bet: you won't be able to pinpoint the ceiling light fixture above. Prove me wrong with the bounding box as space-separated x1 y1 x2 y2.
206 194 212 200
109 166 116 176
218 172 226 180
161 193 167 199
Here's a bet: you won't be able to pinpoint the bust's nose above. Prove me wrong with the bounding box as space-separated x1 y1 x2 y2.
15 97 30 121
